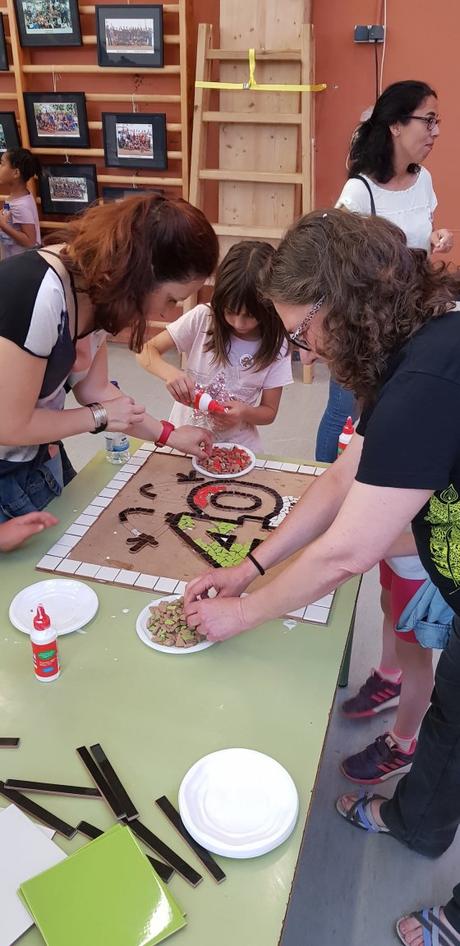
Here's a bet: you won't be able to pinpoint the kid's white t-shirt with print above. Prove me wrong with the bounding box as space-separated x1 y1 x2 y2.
166 304 293 451
336 166 437 251
1 193 41 259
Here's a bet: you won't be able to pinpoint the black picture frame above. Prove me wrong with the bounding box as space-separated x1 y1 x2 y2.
102 112 167 170
13 0 81 47
0 113 21 153
96 5 163 68
0 15 8 71
102 185 164 202
24 92 89 149
40 163 98 215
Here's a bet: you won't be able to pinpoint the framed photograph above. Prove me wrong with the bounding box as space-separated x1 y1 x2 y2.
0 113 21 153
102 185 164 202
13 0 81 46
40 163 98 214
96 5 163 68
102 113 167 170
0 15 8 71
23 92 89 148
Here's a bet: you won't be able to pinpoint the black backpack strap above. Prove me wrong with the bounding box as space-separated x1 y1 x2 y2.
352 175 376 215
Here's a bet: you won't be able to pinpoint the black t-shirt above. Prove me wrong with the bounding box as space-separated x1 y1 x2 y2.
356 307 460 614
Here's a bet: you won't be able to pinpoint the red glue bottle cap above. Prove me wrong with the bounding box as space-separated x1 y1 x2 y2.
33 605 51 631
343 416 354 435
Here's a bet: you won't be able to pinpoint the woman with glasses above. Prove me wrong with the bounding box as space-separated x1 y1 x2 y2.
317 79 453 465
184 208 460 946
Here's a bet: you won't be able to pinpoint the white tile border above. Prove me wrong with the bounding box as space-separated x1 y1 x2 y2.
154 576 179 593
55 559 82 575
134 573 160 590
37 555 63 570
75 562 101 578
114 569 140 586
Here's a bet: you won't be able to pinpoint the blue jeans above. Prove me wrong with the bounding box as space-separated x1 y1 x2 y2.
0 445 75 523
315 379 359 463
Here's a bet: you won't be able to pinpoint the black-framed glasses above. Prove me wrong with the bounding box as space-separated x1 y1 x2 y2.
288 296 325 352
407 115 440 133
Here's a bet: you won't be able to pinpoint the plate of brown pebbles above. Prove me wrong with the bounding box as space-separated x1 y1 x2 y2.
136 594 214 654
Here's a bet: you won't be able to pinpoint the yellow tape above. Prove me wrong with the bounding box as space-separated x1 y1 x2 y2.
196 47 327 93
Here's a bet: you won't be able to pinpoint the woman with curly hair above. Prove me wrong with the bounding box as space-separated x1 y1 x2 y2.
184 208 460 946
0 193 218 519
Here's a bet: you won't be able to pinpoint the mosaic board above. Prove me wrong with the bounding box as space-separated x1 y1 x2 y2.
36 444 334 624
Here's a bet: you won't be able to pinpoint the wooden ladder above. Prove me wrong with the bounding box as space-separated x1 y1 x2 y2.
188 21 317 381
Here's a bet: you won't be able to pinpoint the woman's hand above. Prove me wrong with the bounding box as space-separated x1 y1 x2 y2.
101 395 146 432
166 371 195 406
184 594 249 642
184 560 255 608
168 424 213 458
431 228 454 254
0 511 59 552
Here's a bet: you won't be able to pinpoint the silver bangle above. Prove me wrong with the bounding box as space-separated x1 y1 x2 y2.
88 402 108 434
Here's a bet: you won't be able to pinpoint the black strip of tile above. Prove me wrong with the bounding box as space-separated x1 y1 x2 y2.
0 781 76 838
0 738 20 747
89 743 138 821
129 818 202 887
5 779 101 798
76 746 125 819
155 795 226 883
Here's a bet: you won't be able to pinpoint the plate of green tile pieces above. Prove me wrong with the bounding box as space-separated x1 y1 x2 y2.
19 823 186 946
136 594 214 654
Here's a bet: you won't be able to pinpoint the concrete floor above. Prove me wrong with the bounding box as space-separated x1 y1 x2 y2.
67 345 460 946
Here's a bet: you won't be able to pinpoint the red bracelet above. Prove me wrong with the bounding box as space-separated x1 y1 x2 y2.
155 420 175 446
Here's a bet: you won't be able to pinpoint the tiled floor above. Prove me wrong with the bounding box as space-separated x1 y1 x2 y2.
67 345 460 946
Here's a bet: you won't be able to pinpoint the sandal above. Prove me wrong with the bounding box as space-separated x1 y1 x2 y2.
335 791 390 833
396 907 460 946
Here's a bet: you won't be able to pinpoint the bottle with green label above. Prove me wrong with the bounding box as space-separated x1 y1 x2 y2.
31 605 60 682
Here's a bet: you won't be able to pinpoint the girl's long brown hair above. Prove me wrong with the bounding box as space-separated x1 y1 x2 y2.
57 194 219 351
205 241 286 370
265 209 460 400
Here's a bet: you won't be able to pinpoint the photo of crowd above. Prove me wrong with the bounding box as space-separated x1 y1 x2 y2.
22 0 73 34
48 175 88 202
0 126 6 152
115 123 154 160
105 18 154 54
33 102 79 138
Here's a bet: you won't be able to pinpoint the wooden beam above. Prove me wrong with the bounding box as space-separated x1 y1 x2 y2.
200 169 302 184
212 223 284 239
203 111 301 124
97 174 182 186
22 64 180 75
206 49 301 60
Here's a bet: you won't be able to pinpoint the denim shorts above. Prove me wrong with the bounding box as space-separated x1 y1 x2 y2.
0 446 75 522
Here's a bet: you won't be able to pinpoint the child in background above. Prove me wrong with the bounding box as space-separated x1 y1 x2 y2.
0 148 41 259
137 241 293 452
341 530 434 784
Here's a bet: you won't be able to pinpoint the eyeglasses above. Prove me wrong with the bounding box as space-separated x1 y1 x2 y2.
288 296 325 352
407 115 441 133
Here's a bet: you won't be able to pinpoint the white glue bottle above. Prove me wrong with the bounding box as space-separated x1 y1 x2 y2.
105 380 130 464
31 605 60 682
337 416 355 456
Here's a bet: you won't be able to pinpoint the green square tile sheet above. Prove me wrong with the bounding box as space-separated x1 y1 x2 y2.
19 824 186 946
0 446 360 946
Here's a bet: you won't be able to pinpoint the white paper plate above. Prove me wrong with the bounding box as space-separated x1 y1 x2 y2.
192 442 256 479
9 579 99 636
178 748 299 858
136 594 214 655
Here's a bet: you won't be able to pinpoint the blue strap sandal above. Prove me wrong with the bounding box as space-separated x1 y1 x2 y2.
396 907 460 946
335 792 390 833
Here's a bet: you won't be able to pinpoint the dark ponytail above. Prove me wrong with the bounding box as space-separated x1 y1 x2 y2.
6 147 42 183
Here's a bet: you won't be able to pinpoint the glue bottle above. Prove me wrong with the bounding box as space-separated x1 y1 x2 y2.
105 380 131 464
31 605 60 682
192 389 227 414
337 416 355 456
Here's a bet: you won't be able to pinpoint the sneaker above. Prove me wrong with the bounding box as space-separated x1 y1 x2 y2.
340 733 416 784
342 670 401 719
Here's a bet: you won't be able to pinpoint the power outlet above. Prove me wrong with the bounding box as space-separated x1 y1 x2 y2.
354 24 385 43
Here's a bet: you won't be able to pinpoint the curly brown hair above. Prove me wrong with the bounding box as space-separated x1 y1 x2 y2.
58 193 219 351
265 209 460 400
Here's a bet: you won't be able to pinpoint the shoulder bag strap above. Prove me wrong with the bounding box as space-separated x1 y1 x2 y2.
352 175 377 216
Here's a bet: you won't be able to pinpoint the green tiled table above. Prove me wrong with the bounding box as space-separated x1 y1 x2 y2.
0 451 360 945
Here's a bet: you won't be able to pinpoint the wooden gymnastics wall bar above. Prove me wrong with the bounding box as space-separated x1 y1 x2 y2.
0 0 191 229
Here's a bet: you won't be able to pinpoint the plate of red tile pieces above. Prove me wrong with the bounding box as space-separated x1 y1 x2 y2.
192 443 256 479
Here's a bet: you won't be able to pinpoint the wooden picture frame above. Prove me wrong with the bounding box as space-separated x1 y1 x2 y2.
96 5 163 68
13 0 81 47
0 113 21 153
102 112 167 170
24 92 89 149
0 15 8 71
40 163 98 214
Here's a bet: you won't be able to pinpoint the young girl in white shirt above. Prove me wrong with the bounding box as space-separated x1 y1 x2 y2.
137 240 293 452
0 148 41 258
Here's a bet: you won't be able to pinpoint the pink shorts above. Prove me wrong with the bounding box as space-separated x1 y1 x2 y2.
379 561 425 644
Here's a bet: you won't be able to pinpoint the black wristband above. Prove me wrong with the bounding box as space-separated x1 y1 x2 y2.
246 552 265 577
